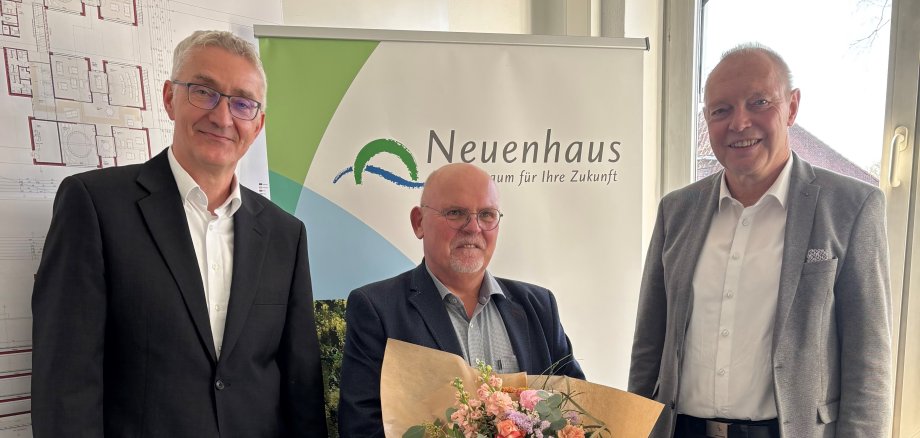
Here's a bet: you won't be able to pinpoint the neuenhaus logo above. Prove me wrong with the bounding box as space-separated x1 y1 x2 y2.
333 139 424 188
424 129 624 186
426 128 621 164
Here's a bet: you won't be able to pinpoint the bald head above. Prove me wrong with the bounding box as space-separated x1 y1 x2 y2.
706 43 793 97
420 163 500 207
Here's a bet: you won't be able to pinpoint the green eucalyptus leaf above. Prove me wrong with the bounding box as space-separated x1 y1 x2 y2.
546 393 564 408
550 418 568 430
403 425 427 438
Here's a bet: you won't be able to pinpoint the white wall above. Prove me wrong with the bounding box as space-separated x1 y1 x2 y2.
624 0 663 248
282 0 531 33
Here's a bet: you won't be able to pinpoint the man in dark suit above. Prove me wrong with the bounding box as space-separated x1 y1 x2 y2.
337 163 584 437
31 30 327 437
629 44 891 437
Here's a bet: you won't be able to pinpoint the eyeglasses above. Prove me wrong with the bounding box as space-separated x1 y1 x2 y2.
171 80 262 121
421 205 503 231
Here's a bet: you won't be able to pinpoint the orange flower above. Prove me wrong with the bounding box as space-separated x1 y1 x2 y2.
495 419 524 438
557 424 585 438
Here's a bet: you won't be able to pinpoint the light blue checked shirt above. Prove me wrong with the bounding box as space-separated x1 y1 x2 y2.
425 263 520 373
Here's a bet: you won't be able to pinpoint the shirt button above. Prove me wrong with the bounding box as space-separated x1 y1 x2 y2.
742 218 751 226
215 379 225 390
208 224 214 231
211 263 219 271
731 253 740 260
721 328 730 337
718 368 726 376
725 290 734 298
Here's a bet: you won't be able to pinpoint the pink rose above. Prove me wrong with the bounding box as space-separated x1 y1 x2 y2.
495 419 524 438
518 389 542 410
557 424 585 438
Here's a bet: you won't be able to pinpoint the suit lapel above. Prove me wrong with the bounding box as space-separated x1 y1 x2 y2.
675 175 722 330
493 284 532 372
407 264 465 357
773 154 819 349
137 151 217 362
220 192 269 361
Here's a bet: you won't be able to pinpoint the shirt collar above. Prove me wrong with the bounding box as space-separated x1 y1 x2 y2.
167 146 243 217
719 153 794 211
425 262 505 305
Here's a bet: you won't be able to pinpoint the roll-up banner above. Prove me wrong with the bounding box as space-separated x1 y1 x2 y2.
255 25 647 389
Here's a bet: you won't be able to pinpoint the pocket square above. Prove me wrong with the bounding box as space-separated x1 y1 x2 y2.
806 248 832 263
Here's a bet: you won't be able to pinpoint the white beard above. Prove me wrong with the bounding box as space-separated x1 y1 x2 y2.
450 254 484 273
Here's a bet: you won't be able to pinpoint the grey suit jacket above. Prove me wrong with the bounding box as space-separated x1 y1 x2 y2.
628 154 892 438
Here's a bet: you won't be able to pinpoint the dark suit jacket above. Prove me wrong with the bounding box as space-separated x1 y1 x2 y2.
337 263 584 437
629 153 891 438
31 150 328 437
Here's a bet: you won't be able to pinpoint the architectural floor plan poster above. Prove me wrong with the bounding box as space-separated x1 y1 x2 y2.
0 0 281 434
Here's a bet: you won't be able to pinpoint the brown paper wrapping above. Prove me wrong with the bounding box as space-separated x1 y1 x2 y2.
380 339 663 438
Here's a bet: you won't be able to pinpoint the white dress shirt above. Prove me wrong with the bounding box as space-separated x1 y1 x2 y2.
679 156 794 420
168 147 241 358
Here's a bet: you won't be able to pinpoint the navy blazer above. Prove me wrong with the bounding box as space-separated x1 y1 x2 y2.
338 263 584 437
31 150 327 437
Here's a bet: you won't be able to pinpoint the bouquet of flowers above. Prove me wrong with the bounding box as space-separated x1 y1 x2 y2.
403 361 608 438
380 339 662 438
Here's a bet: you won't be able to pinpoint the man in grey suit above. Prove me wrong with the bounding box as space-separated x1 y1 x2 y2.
629 44 891 438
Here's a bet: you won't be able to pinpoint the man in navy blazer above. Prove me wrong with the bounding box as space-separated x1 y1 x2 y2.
31 31 327 437
338 163 584 437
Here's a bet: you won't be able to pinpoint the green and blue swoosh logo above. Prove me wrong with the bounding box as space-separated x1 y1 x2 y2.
333 138 424 188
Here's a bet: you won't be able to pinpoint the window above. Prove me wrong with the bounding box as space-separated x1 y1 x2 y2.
696 0 890 185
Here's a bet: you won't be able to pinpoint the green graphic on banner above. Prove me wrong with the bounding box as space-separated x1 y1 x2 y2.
259 37 378 213
267 170 305 216
353 138 418 184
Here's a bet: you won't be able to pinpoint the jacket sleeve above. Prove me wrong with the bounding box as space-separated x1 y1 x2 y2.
834 188 892 436
628 201 667 398
31 176 107 437
337 288 387 438
545 290 586 380
279 224 329 437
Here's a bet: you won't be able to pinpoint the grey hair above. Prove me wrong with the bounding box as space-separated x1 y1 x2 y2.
171 30 267 104
717 43 794 93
